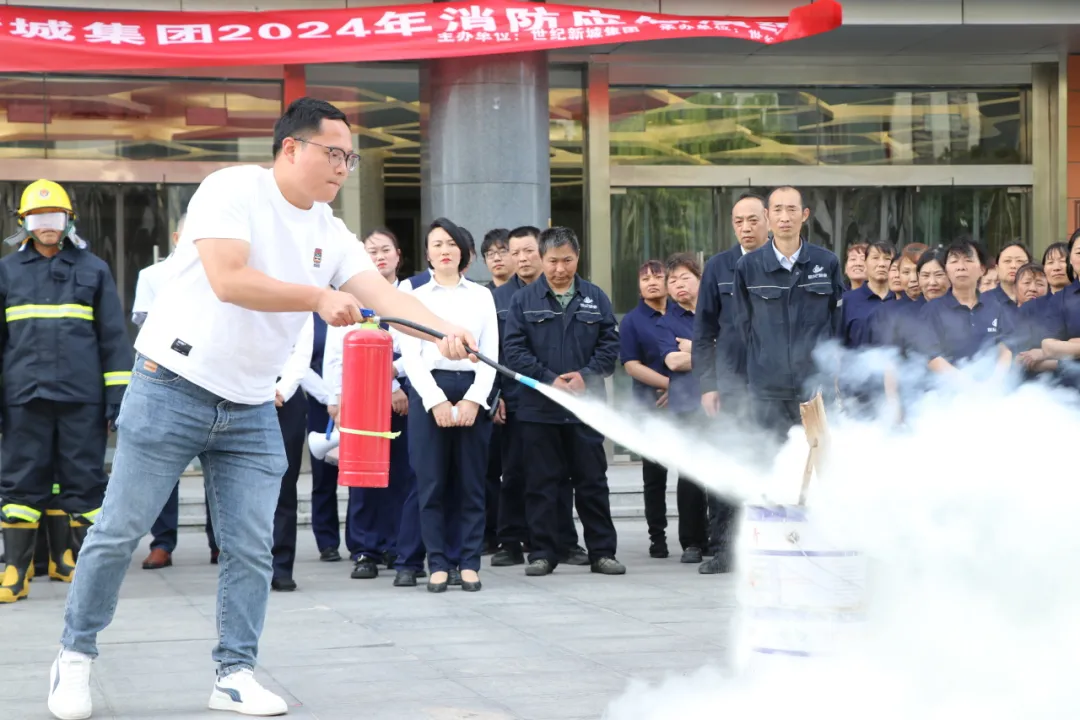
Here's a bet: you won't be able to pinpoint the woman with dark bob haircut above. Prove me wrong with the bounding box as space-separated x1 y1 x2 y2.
398 218 499 593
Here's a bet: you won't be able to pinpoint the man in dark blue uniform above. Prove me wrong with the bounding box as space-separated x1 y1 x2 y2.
489 226 587 567
0 180 133 604
693 192 770 575
732 186 846 441
481 228 514 554
503 227 625 577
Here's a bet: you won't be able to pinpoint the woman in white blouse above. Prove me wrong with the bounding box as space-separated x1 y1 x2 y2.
399 218 499 593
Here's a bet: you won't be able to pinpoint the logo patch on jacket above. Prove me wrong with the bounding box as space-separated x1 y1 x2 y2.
581 296 597 308
313 248 323 268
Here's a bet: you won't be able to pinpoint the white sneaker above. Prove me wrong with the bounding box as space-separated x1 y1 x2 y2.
47 649 93 720
208 668 288 716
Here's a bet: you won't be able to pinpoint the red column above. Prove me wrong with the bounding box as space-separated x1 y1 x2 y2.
283 64 307 109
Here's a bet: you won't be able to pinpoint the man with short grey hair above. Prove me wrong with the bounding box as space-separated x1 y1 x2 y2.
503 227 624 577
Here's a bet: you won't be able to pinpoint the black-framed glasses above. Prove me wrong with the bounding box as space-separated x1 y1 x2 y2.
484 247 510 260
293 137 360 172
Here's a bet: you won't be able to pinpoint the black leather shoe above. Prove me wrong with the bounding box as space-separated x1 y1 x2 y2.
462 579 482 592
448 569 462 586
351 556 379 579
320 548 342 562
680 547 703 564
561 545 590 566
393 570 418 587
490 544 525 567
525 559 553 576
427 573 448 593
591 557 627 575
698 553 733 575
271 577 297 591
649 540 669 559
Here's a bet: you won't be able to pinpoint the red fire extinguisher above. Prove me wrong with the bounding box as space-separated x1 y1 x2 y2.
338 320 394 488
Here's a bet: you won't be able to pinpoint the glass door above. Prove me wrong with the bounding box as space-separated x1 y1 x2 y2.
610 187 718 314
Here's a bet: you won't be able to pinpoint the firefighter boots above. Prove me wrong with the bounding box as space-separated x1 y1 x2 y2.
69 511 97 562
44 510 76 582
0 508 40 603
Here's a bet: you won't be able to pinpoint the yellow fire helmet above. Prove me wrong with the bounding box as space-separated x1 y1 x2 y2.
18 179 74 220
5 179 86 249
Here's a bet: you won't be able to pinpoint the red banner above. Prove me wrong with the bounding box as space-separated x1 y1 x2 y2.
0 0 842 73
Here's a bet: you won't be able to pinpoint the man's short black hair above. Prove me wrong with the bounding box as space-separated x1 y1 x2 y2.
508 225 541 242
734 192 767 210
427 217 473 274
273 97 349 158
481 228 510 258
767 186 804 210
538 227 580 258
945 235 989 269
865 241 896 262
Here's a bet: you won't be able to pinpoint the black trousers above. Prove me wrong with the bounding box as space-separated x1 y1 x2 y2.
408 371 491 574
642 458 668 544
308 396 341 553
270 391 308 580
498 412 578 551
0 399 107 512
750 396 803 444
485 421 502 547
521 421 616 567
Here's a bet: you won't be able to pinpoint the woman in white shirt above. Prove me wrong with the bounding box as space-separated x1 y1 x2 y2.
400 218 499 593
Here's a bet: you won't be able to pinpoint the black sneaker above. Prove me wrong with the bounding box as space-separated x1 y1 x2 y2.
591 557 627 575
448 569 462 586
393 570 418 587
351 556 379 579
525 559 553 576
698 553 732 575
320 548 342 562
561 545 590 566
490 544 525 567
680 547 703 564
649 540 669 559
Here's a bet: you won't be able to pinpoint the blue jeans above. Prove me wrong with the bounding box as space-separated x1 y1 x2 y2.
60 355 287 677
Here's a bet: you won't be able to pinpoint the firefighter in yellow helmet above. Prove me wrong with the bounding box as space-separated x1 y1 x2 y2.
0 180 133 603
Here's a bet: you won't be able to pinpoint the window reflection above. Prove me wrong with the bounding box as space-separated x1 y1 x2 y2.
0 76 282 162
611 87 1030 166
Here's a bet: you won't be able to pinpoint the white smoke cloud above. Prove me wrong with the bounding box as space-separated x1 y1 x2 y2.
534 348 1080 720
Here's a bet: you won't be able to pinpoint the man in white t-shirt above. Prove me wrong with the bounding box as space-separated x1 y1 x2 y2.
49 97 476 720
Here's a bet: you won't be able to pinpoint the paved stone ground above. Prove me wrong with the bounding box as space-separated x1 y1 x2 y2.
1 519 735 720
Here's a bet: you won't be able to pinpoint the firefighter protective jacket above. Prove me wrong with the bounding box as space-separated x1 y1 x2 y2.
0 242 133 406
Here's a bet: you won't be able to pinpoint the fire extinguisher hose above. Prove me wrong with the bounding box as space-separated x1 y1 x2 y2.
373 314 542 392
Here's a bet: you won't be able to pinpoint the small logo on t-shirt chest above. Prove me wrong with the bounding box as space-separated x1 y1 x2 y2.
313 248 323 268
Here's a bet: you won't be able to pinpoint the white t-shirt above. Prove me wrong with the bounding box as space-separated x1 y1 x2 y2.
135 165 374 405
398 276 498 412
131 255 177 321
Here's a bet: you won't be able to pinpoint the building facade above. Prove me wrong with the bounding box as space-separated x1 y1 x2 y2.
0 0 1078 324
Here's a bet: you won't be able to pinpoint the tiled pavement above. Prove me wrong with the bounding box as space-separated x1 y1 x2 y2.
1 519 735 720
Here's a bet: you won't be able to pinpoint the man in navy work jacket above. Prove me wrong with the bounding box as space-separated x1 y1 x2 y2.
692 192 770 575
694 192 770 421
732 186 846 440
503 226 626 577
